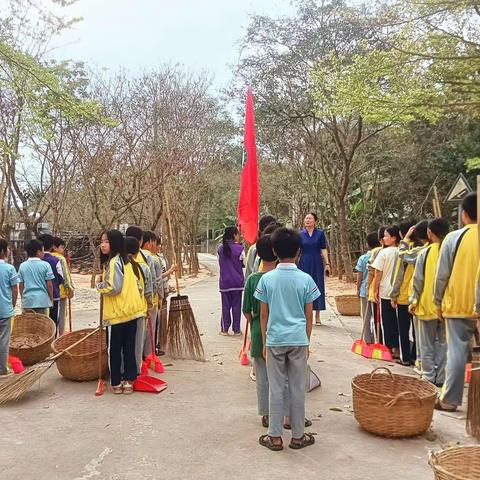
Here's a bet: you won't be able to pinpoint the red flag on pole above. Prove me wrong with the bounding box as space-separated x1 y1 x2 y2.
238 86 259 245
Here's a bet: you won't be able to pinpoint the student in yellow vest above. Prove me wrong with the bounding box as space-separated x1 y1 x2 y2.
434 193 479 411
97 230 144 395
409 218 450 386
390 220 429 366
52 237 74 336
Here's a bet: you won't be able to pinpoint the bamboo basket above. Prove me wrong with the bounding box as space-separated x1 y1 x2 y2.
335 294 361 316
352 367 437 438
429 446 480 480
52 328 108 381
9 312 56 365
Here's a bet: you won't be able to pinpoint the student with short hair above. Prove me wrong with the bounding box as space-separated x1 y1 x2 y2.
52 236 74 336
0 239 19 377
372 226 401 356
38 234 64 330
410 218 450 386
434 193 479 411
255 228 318 451
18 239 54 315
355 232 380 344
245 215 276 279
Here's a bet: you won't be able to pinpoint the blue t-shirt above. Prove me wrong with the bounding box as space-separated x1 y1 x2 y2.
355 252 371 298
254 264 320 347
0 260 19 318
18 258 55 309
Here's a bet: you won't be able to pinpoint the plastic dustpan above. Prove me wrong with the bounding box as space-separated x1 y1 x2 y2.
141 361 149 376
8 355 25 374
146 353 165 373
133 375 167 393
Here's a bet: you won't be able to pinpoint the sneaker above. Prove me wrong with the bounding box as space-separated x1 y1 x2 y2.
219 331 229 336
233 331 243 336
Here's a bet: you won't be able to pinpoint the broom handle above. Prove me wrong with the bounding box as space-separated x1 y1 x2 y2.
49 326 100 362
243 318 249 350
164 193 181 295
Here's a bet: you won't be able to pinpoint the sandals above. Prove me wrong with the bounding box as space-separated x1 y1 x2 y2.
434 399 457 412
289 433 315 450
123 381 134 395
112 385 123 395
284 418 312 430
259 435 283 451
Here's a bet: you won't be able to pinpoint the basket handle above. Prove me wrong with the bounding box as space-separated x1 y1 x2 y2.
369 367 393 379
386 391 423 408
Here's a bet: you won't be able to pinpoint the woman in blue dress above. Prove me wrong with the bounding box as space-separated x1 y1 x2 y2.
299 213 331 325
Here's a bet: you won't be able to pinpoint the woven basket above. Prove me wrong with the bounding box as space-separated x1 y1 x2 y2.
335 294 361 316
352 367 437 437
429 446 480 480
9 312 56 365
52 328 108 381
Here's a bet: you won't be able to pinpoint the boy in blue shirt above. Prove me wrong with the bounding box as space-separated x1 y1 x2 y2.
18 239 54 315
255 228 319 451
0 239 19 377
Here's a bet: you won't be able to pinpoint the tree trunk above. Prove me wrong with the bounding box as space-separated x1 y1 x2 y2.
334 197 353 282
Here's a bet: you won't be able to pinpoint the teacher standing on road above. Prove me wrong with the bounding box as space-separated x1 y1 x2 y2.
299 213 330 325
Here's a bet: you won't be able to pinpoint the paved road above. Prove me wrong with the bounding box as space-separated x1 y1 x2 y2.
0 255 470 479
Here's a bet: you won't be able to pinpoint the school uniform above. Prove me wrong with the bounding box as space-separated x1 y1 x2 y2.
42 252 64 329
18 257 55 314
366 247 382 342
434 224 479 406
372 246 399 349
355 251 374 343
254 264 320 440
52 252 74 335
410 243 446 384
97 255 144 387
218 242 245 333
0 260 19 375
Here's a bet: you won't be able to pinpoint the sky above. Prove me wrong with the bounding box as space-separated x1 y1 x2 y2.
46 0 295 90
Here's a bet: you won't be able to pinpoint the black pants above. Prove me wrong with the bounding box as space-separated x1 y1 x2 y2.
49 300 59 334
108 319 138 386
397 305 414 364
381 299 399 348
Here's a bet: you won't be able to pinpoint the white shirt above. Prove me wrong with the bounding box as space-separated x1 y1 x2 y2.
372 246 398 299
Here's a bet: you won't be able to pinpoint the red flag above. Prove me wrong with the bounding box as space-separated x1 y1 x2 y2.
238 86 259 245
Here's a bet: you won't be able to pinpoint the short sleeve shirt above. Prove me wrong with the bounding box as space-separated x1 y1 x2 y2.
254 264 320 347
242 272 265 358
371 246 398 299
355 252 370 298
18 258 55 309
0 260 19 318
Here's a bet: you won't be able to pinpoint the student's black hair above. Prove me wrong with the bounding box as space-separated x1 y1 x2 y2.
38 234 54 251
307 212 318 222
385 225 401 244
142 230 157 246
428 218 450 242
462 192 477 221
414 220 429 245
222 226 239 257
377 226 387 242
261 222 283 236
125 225 143 243
258 215 276 237
255 234 277 262
25 239 43 258
100 230 129 265
0 238 8 255
398 219 416 238
366 232 380 250
125 236 144 282
271 227 301 259
53 236 66 248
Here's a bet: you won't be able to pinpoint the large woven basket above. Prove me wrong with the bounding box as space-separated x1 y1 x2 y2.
335 294 361 316
352 367 437 437
429 446 480 480
9 312 56 365
52 328 108 381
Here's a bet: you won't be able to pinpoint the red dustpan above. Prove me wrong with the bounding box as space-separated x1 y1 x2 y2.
370 303 393 361
133 375 167 393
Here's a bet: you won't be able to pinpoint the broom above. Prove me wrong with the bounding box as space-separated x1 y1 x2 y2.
0 327 100 404
164 194 205 362
239 320 250 366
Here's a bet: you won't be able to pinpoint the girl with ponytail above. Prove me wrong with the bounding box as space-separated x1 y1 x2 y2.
218 226 245 335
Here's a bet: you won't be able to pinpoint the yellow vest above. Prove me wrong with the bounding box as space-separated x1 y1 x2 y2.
368 247 382 302
416 243 440 321
442 224 479 318
100 257 144 325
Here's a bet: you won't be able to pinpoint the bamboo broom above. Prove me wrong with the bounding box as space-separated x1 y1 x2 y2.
466 175 480 440
0 327 100 405
164 193 205 362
